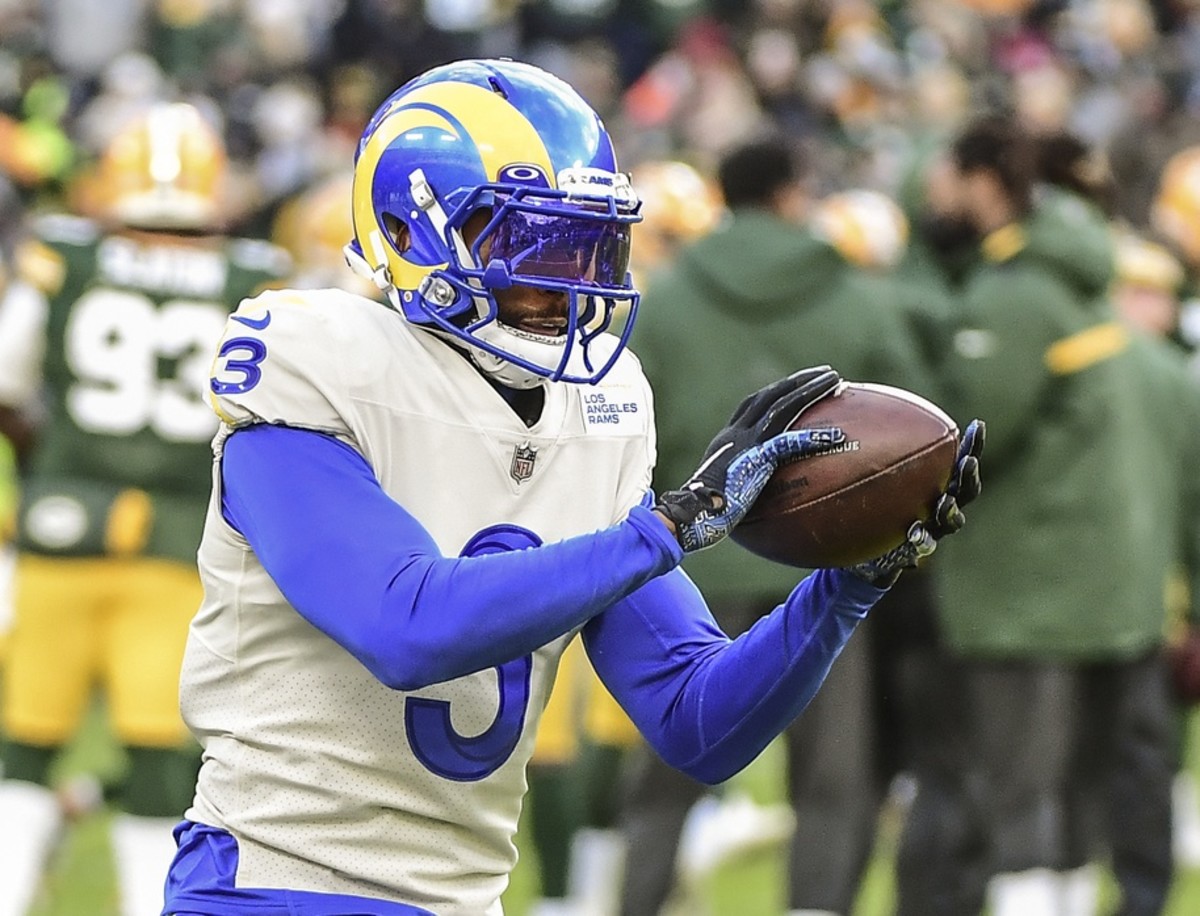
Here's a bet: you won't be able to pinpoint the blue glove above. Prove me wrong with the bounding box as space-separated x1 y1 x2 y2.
656 367 845 553
848 418 985 586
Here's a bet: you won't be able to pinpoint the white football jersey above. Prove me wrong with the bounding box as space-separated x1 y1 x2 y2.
182 288 655 913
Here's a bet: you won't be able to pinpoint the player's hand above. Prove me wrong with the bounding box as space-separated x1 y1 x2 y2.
655 367 845 553
847 418 984 586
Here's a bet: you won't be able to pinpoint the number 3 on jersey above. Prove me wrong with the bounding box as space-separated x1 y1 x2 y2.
405 526 538 782
211 336 267 395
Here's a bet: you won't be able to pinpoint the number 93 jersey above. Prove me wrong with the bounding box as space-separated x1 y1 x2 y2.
185 287 655 912
0 214 290 562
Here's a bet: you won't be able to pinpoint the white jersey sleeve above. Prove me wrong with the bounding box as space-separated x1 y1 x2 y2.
208 289 355 442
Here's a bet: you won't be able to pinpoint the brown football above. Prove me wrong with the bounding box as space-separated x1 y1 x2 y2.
730 382 959 569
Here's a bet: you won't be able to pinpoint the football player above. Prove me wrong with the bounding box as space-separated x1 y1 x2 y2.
0 102 290 916
165 59 982 915
1110 228 1200 897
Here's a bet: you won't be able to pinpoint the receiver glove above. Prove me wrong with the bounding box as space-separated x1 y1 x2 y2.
656 367 845 553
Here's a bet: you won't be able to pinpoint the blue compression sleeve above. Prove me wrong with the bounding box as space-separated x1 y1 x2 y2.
220 424 682 690
583 565 884 785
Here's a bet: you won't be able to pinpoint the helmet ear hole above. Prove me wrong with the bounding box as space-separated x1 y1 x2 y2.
382 213 410 253
462 208 493 244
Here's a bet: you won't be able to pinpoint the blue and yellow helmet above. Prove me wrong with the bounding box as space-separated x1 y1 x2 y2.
347 58 642 387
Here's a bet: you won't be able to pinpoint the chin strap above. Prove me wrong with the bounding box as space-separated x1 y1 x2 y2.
472 356 545 390
469 322 556 389
344 241 392 292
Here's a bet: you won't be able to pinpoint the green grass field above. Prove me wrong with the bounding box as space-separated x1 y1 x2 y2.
24 705 1200 915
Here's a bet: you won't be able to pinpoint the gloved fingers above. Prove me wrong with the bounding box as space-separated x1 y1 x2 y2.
690 440 738 488
905 520 938 560
952 454 981 507
755 426 845 466
930 493 966 539
844 521 936 586
758 368 842 439
944 443 981 502
727 365 837 427
786 364 837 386
717 427 843 512
727 380 790 427
654 484 730 553
953 419 984 507
958 418 985 464
942 419 983 505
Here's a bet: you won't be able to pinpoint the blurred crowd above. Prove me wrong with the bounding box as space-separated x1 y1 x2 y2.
1 0 1200 241
7 2 1200 916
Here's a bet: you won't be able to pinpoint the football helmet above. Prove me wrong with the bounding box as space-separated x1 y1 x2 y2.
98 102 227 231
629 159 722 278
1153 146 1200 267
810 189 909 269
1113 229 1184 294
346 59 642 388
273 171 380 297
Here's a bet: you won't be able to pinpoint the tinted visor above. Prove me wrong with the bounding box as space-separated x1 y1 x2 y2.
486 207 632 288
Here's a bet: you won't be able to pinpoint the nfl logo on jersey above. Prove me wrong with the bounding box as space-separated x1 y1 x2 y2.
510 443 538 483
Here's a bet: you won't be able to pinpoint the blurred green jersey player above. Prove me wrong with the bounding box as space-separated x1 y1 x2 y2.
0 102 289 916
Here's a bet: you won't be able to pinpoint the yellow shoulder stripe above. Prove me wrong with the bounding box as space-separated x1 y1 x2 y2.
242 288 309 309
206 384 237 426
15 239 66 294
1044 321 1129 375
982 224 1026 263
